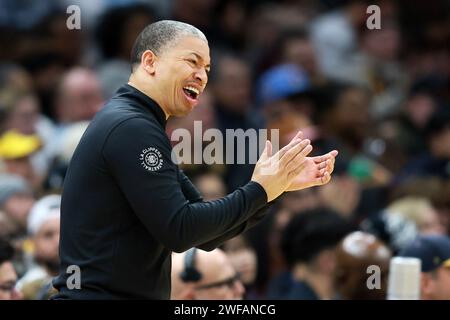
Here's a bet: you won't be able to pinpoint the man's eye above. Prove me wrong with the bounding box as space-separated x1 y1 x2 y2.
188 59 197 65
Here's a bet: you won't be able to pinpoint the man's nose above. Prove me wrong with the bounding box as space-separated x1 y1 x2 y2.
194 69 208 86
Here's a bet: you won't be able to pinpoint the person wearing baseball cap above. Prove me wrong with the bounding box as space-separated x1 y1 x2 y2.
256 63 311 107
17 194 61 300
0 130 42 188
0 130 41 160
398 234 450 300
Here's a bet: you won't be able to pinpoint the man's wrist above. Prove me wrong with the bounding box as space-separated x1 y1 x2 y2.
248 180 268 204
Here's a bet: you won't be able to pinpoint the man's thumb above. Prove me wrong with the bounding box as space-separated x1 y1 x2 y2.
261 140 272 160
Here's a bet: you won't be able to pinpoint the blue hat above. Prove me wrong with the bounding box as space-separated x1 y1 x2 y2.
398 235 450 272
257 64 310 106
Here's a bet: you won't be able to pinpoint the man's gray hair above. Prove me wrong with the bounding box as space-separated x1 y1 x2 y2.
130 20 207 67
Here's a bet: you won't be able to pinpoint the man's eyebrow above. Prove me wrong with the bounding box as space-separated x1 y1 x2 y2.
188 52 211 69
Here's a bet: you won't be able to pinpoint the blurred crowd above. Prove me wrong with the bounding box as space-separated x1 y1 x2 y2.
0 0 449 300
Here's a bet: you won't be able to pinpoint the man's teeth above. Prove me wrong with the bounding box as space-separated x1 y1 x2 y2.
183 86 199 96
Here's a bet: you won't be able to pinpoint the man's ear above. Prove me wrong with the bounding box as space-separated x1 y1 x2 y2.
141 50 157 75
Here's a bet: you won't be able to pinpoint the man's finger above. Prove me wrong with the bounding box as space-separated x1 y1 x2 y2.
326 159 335 174
329 150 338 157
280 139 311 166
313 158 332 173
275 131 303 159
288 158 308 179
317 161 327 170
292 130 303 141
317 167 326 178
286 143 313 173
317 171 331 185
260 140 272 161
312 150 338 164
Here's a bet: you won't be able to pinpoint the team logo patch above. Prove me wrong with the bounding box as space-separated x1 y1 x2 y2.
140 147 163 172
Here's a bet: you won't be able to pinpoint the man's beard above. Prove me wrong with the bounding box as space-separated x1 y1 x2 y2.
35 256 60 275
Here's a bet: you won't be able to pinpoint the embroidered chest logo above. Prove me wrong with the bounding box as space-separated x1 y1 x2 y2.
140 147 163 171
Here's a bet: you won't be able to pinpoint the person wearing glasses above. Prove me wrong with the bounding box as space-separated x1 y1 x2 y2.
171 248 244 300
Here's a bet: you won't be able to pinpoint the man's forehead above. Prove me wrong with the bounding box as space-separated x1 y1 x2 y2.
171 37 210 61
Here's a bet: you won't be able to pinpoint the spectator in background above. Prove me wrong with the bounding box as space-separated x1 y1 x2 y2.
0 210 17 240
398 110 450 181
360 22 407 120
391 177 450 236
398 235 450 300
14 8 85 118
272 207 353 299
95 3 156 99
0 237 21 300
31 9 84 67
273 29 325 86
256 63 316 147
18 53 66 119
166 91 221 178
0 130 43 189
0 174 35 236
171 0 216 37
245 2 309 76
257 63 310 112
318 84 372 161
309 0 368 83
2 91 42 136
262 190 322 286
211 53 254 118
54 67 103 124
222 235 259 299
48 67 103 173
166 90 217 141
193 171 226 201
0 0 55 30
171 248 245 300
279 188 321 215
95 3 156 63
43 121 89 192
210 53 263 191
316 83 393 206
17 194 60 300
334 231 391 299
209 0 250 52
361 196 444 256
0 63 34 99
386 197 445 235
0 174 36 279
393 90 440 158
317 173 361 220
0 89 56 176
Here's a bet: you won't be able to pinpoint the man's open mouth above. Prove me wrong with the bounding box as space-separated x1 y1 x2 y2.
183 86 200 100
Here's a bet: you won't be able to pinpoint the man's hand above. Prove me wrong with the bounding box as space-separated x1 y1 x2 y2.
251 131 313 202
285 150 338 191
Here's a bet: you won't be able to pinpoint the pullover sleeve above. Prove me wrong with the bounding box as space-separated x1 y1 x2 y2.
102 117 268 253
